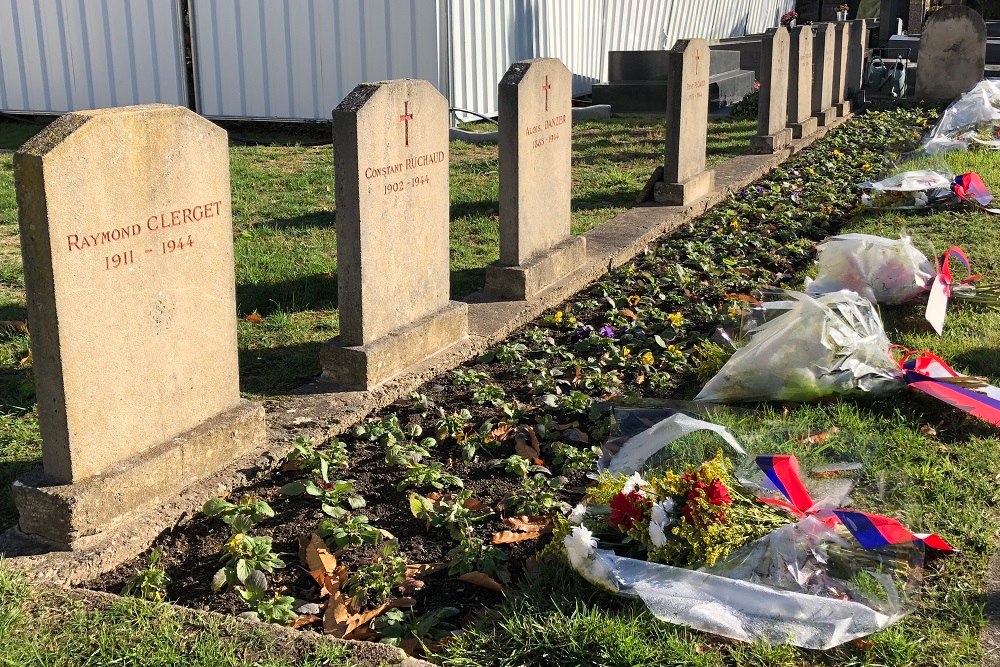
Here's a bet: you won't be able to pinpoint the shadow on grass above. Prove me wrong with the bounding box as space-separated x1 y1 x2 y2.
953 347 1000 379
451 266 487 300
239 341 324 397
256 210 335 232
236 273 338 317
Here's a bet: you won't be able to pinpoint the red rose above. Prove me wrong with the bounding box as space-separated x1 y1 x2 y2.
609 491 649 531
705 479 732 506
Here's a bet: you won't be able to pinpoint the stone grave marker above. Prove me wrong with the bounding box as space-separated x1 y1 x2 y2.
812 23 836 127
845 19 869 99
485 58 585 300
12 104 266 548
654 39 715 205
751 27 792 154
916 6 987 101
832 22 852 117
787 25 818 139
322 79 468 389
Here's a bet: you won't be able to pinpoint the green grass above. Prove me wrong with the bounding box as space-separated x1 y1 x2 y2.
0 563 357 666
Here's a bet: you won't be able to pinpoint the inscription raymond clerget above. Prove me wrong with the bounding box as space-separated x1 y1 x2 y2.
364 100 445 196
64 199 224 271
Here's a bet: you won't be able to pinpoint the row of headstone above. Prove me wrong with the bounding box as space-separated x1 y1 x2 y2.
10 59 583 549
751 21 868 155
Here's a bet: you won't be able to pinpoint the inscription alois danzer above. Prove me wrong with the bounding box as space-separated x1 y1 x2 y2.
525 77 566 150
363 101 443 196
65 199 223 271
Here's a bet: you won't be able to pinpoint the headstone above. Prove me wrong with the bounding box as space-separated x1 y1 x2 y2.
787 26 819 139
832 22 853 116
751 28 792 153
12 104 266 548
653 39 715 205
916 6 987 101
908 0 929 32
845 19 869 98
485 58 585 300
812 23 837 126
879 0 906 44
323 79 468 389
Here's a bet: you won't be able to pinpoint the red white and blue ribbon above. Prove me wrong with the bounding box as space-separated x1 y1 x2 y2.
897 349 1000 428
754 454 953 552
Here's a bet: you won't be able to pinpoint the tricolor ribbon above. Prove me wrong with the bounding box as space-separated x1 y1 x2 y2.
755 454 953 552
896 349 1000 428
936 246 981 298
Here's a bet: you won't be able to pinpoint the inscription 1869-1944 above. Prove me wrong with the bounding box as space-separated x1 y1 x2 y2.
64 199 223 271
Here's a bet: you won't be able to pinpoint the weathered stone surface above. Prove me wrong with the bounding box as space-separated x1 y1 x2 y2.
655 39 715 205
11 104 266 549
324 79 468 389
916 6 987 101
788 26 819 139
486 58 584 300
751 27 792 154
846 19 869 97
14 105 246 484
832 22 850 107
13 401 266 547
812 23 836 125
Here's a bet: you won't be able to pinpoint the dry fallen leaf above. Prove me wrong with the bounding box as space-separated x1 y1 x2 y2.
794 426 840 446
492 530 545 544
18 351 32 367
502 515 554 533
244 311 263 324
322 595 351 635
458 571 505 593
406 563 448 578
302 533 339 597
514 433 540 461
291 614 321 629
621 308 637 320
490 421 515 442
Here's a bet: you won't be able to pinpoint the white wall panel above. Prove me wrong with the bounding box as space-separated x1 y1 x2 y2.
190 0 444 120
0 0 187 114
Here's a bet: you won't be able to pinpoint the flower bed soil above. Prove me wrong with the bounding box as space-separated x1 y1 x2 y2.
92 104 942 650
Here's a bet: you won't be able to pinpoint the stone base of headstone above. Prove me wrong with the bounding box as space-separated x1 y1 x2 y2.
835 100 852 117
321 302 469 390
750 128 793 154
788 116 819 139
814 108 837 126
653 170 716 205
485 236 587 301
12 401 266 549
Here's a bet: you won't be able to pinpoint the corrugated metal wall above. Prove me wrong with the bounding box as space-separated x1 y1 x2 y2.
189 0 445 120
448 0 795 118
0 0 187 113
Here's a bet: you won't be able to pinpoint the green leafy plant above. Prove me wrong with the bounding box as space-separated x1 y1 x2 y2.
237 577 298 625
447 536 509 579
493 454 547 478
435 409 473 441
121 547 170 602
281 477 366 519
212 534 286 592
354 413 407 445
385 437 436 467
452 368 490 385
375 606 460 650
202 496 276 533
346 540 408 609
317 514 383 550
505 474 571 516
472 383 506 407
551 442 601 472
284 435 349 480
409 490 490 540
397 462 464 492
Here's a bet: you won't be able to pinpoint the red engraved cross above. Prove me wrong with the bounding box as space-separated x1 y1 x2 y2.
399 101 414 147
693 50 701 76
542 76 552 112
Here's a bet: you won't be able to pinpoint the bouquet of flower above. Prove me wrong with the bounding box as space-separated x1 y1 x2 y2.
780 10 798 27
562 414 952 649
583 454 790 568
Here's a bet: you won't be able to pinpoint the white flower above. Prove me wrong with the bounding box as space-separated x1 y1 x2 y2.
621 472 649 495
648 520 667 547
564 525 597 570
568 503 587 525
650 499 676 527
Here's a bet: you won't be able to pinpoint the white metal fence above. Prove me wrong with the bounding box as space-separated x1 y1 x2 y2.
0 0 187 113
0 0 792 120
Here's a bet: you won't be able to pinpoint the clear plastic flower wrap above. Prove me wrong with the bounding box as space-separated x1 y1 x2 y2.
695 290 903 403
858 168 954 209
804 233 935 305
921 79 1000 155
565 414 930 650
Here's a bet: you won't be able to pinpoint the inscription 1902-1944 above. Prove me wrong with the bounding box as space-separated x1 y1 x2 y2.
64 199 223 271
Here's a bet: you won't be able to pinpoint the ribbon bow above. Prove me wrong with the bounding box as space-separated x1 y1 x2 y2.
936 246 981 297
754 454 952 552
896 348 1000 428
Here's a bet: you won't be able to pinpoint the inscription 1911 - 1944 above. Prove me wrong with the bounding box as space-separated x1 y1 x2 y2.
64 199 223 271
